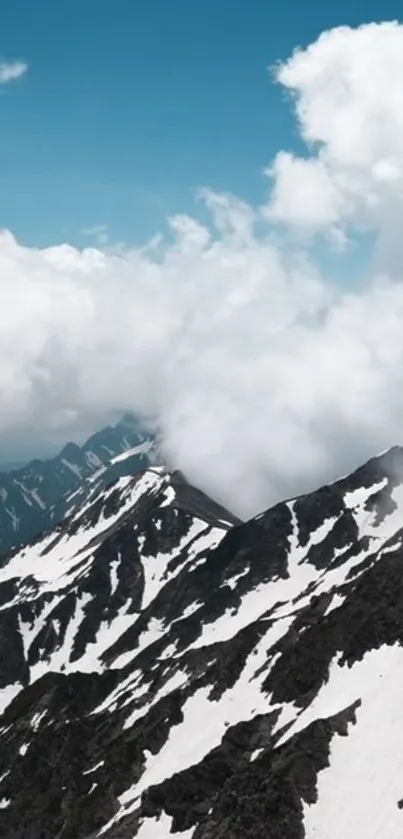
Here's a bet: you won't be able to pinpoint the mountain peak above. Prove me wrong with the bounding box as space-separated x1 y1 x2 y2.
1 445 403 837
0 415 155 557
117 411 144 430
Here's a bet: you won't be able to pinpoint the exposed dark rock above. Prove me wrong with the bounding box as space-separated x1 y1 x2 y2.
0 413 153 557
0 446 402 838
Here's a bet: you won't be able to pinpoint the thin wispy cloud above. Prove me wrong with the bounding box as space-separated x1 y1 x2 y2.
81 225 110 246
81 224 108 237
0 60 28 85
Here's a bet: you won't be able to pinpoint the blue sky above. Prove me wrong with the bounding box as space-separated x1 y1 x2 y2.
2 9 403 503
1 0 402 248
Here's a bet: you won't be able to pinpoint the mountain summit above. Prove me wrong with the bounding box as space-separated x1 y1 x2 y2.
0 447 403 837
0 414 154 557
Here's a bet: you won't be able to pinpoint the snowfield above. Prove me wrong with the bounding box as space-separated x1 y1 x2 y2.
1 449 403 837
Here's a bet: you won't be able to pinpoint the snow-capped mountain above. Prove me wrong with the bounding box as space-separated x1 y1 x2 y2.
1 447 403 837
0 413 154 557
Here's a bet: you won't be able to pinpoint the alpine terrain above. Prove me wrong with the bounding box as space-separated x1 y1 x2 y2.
1 445 403 837
0 413 154 557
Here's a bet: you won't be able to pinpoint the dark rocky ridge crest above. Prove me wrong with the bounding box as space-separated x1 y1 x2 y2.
0 446 403 837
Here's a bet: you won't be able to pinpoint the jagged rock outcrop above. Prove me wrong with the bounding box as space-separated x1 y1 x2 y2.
0 413 153 556
1 448 403 837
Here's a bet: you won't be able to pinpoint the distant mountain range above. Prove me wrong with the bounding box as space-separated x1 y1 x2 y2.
0 413 155 557
1 440 403 837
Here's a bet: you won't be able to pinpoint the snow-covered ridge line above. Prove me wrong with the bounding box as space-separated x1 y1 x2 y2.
0 463 233 730
0 414 154 557
111 441 154 465
1 445 403 838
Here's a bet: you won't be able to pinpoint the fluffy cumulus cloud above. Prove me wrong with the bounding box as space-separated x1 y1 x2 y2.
267 21 403 250
0 60 28 84
2 21 403 515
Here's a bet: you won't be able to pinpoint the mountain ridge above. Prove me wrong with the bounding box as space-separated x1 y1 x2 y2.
0 413 154 557
0 446 403 837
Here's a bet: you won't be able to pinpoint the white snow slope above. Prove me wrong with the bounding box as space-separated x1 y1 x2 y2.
1 447 403 839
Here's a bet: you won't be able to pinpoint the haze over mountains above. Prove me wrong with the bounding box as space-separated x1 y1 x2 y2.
0 413 155 557
0 422 403 837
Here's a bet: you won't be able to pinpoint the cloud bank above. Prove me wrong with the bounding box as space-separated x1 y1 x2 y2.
2 21 403 515
0 60 28 84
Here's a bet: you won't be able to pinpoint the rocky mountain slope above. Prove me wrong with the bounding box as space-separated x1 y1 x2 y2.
0 413 153 557
1 447 403 837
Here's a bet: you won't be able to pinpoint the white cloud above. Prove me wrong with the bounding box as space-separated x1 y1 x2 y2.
264 153 350 243
266 21 403 254
2 22 403 515
81 225 110 246
0 60 28 85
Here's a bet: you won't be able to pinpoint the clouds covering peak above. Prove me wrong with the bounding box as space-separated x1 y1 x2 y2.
2 21 403 515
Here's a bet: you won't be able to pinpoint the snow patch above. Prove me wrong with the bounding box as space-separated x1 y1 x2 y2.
110 441 153 464
301 645 403 839
61 459 82 479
